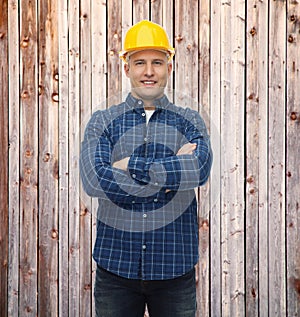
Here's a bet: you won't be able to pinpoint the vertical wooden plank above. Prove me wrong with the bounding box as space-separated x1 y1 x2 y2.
19 0 38 315
174 0 199 109
79 0 92 315
286 1 300 315
245 1 268 316
108 0 123 102
68 0 80 315
220 1 245 316
150 0 174 99
150 0 162 22
58 0 69 315
162 0 174 98
92 0 107 110
255 2 269 316
133 0 150 22
38 0 59 315
121 0 132 94
0 0 9 315
197 0 210 316
90 2 107 316
268 1 287 316
210 2 222 316
7 0 20 315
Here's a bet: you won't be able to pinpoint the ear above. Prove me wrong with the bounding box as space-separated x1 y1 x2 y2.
167 62 172 76
124 64 130 77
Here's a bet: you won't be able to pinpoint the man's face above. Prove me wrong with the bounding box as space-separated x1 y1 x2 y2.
124 49 172 104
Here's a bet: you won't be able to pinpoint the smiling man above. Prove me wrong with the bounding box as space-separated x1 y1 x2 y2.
124 49 172 108
80 20 213 317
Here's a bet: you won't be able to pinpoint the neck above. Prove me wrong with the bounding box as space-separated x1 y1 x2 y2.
144 104 156 110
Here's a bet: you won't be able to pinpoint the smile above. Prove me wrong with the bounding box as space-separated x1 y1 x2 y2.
141 81 156 85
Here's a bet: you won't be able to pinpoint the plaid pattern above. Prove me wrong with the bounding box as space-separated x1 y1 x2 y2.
80 93 212 280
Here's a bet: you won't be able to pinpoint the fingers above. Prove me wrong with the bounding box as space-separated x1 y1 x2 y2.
112 157 130 171
176 143 197 155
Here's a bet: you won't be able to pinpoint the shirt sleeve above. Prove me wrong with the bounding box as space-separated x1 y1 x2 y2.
79 111 161 203
127 110 213 191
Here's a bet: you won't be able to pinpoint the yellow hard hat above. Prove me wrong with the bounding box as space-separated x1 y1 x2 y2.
119 20 175 63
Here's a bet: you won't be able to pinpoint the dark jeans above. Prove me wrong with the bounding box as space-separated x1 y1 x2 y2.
94 266 196 317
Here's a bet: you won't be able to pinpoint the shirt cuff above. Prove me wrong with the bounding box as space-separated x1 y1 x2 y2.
128 155 150 184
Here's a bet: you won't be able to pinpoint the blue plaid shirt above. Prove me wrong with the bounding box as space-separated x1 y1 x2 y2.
80 93 212 280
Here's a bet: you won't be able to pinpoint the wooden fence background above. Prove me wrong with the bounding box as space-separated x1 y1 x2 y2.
0 0 299 316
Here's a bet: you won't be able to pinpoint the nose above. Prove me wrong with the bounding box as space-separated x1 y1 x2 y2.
145 62 154 77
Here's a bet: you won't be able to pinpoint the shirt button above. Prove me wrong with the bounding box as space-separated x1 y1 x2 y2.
153 198 158 203
142 112 146 116
142 245 146 250
132 174 136 178
144 137 148 142
143 213 147 218
138 100 143 105
132 200 135 204
154 182 158 186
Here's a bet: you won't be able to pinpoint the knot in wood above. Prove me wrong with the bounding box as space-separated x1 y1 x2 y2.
290 112 297 120
52 93 59 102
250 27 257 36
175 35 183 42
38 85 44 96
25 149 33 157
43 152 51 162
247 176 254 183
20 37 30 48
51 229 58 239
288 35 295 43
249 188 256 194
21 90 29 99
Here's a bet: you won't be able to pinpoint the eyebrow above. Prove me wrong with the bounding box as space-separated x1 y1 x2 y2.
132 58 166 63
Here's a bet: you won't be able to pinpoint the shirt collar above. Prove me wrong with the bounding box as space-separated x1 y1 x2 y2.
125 93 170 112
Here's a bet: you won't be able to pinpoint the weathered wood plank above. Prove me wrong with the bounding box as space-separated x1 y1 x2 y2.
220 1 246 316
197 0 210 316
133 0 149 22
151 0 174 100
38 0 59 315
245 1 268 316
121 0 132 94
286 1 300 315
19 0 38 315
108 0 122 103
79 0 92 315
0 0 9 315
90 2 107 315
174 0 199 109
210 2 222 316
58 0 70 315
268 1 287 315
255 2 269 316
7 0 20 315
68 0 80 315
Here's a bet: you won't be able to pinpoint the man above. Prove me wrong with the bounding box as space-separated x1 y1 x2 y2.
80 20 212 317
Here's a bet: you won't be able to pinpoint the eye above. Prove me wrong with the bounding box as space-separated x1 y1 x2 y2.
134 60 145 66
153 60 163 66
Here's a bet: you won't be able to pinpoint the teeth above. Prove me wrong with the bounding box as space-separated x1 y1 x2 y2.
144 81 154 84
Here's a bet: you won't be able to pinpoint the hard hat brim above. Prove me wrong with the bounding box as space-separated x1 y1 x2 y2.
119 47 175 63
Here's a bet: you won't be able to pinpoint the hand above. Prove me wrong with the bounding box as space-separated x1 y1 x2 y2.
112 157 130 171
176 143 197 155
164 143 197 193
